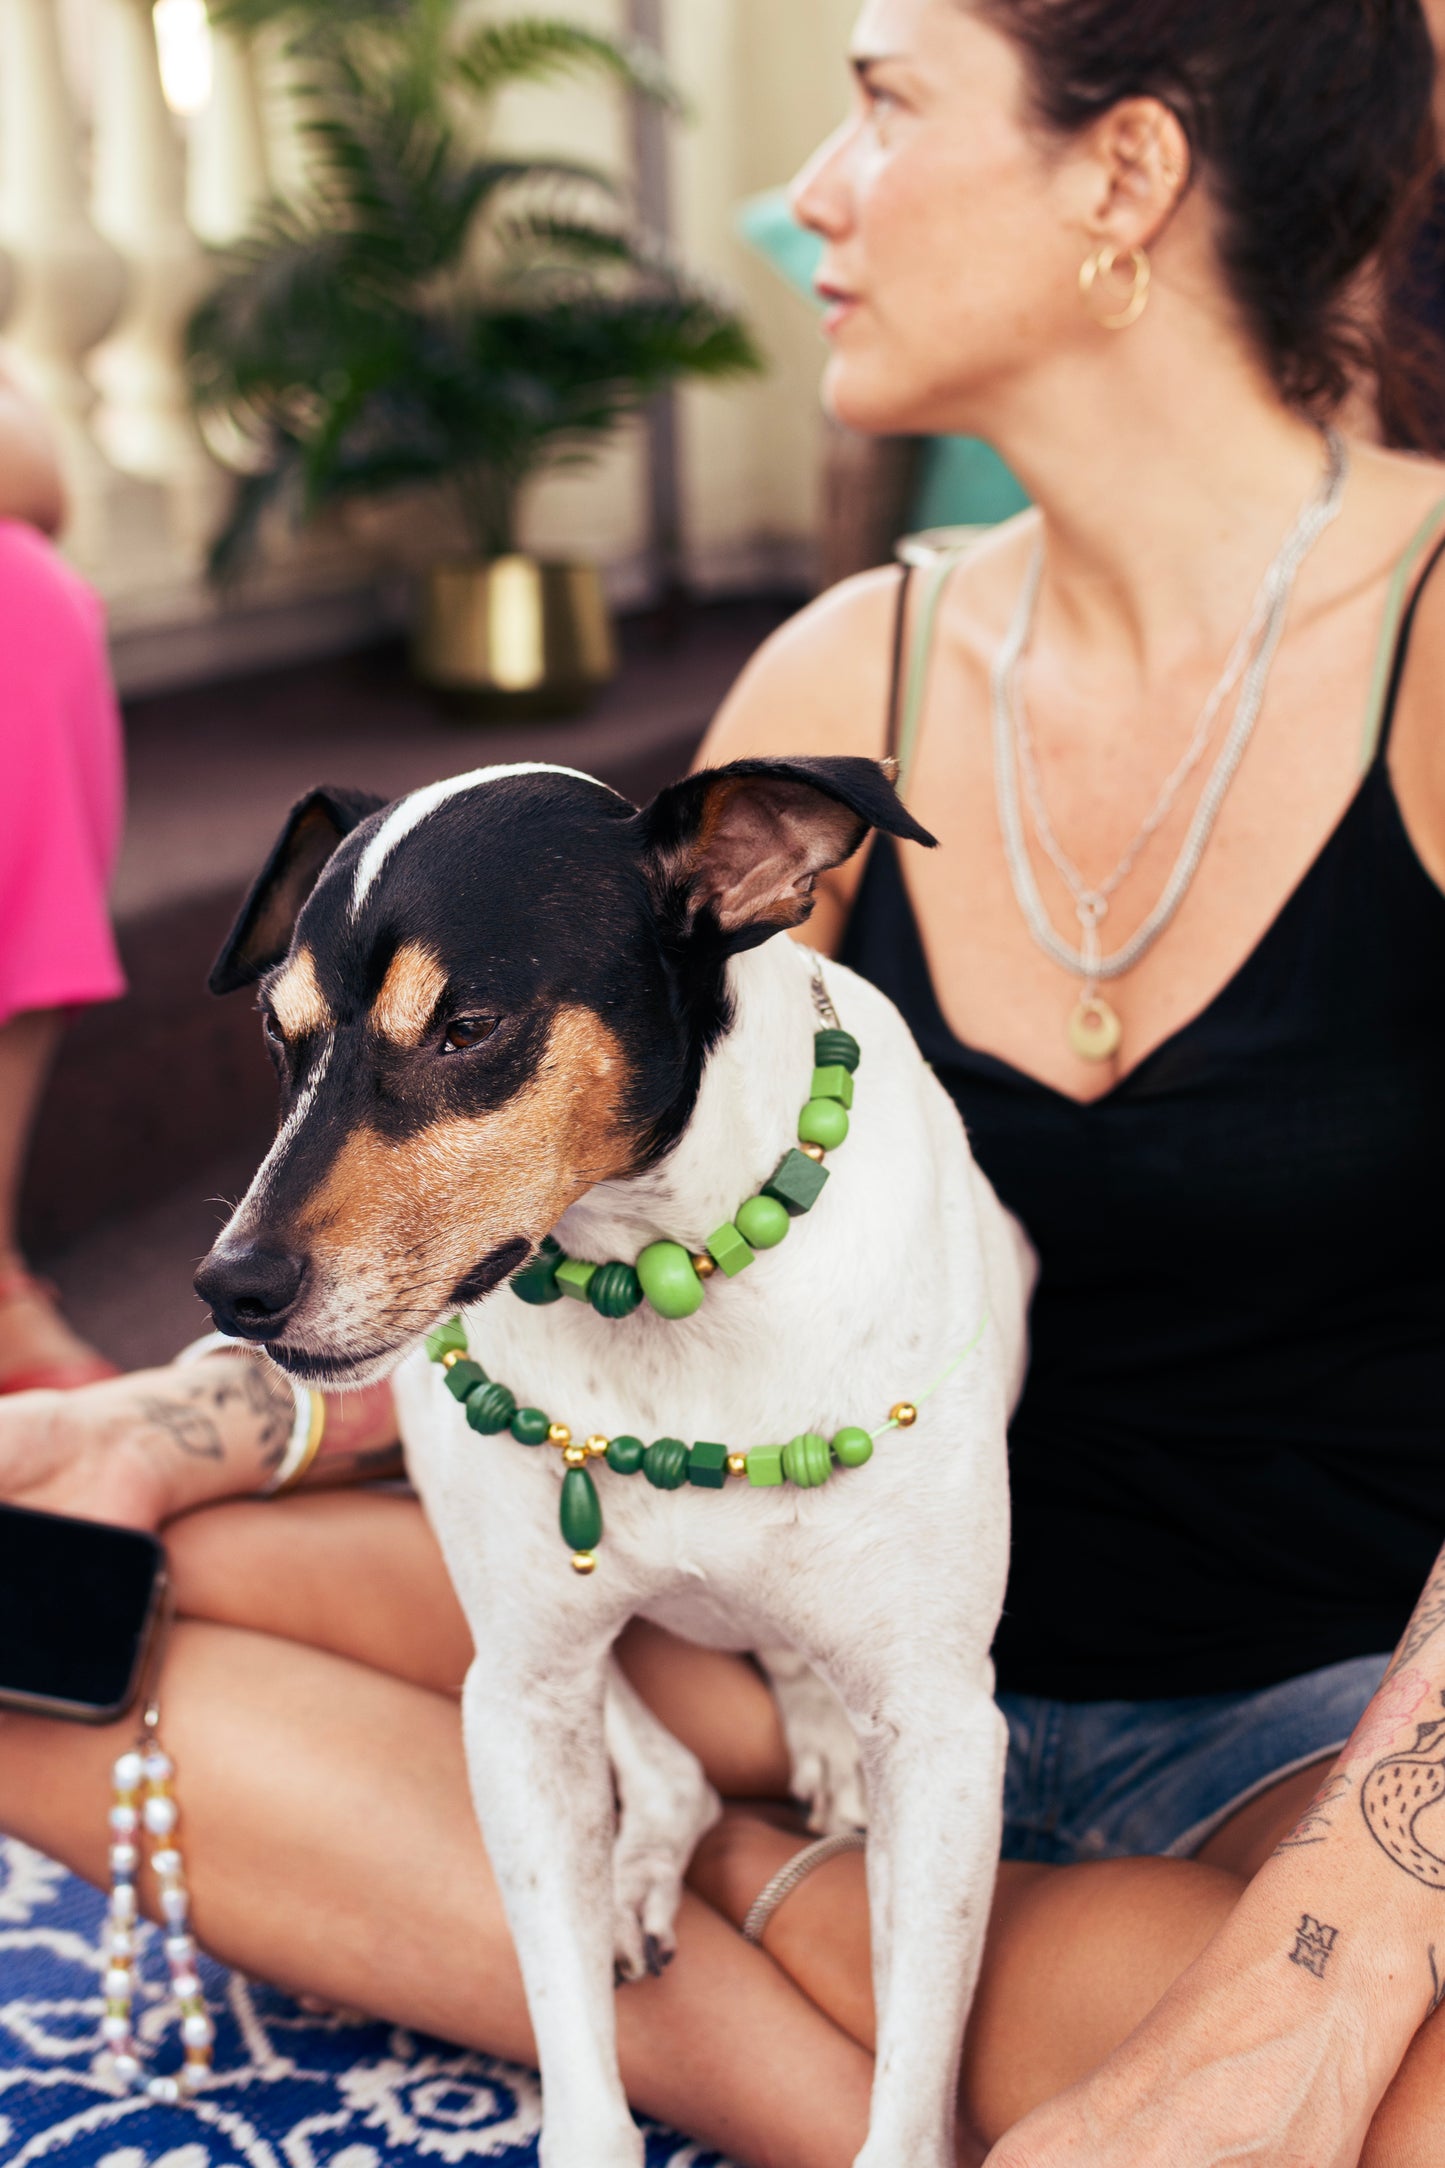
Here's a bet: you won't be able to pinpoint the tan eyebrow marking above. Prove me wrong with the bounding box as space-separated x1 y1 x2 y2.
372 941 448 1048
269 948 331 1038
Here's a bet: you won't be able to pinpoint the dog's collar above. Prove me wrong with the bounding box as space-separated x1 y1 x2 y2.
508 968 857 1322
425 1309 992 1577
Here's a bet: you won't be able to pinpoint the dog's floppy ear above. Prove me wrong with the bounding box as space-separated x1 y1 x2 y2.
640 756 936 953
209 785 388 995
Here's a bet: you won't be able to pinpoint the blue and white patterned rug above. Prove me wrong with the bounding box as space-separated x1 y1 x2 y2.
0 1839 733 2167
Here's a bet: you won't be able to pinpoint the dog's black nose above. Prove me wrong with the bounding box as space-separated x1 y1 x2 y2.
194 1246 307 1342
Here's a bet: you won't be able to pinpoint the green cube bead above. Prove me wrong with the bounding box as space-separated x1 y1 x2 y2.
688 1439 730 1489
510 1407 552 1447
509 1239 564 1307
464 1381 517 1435
555 1258 597 1303
607 1434 646 1475
636 1241 705 1319
783 1433 832 1487
735 1194 790 1250
426 1316 468 1363
704 1223 754 1277
560 1466 603 1552
644 1437 690 1489
763 1148 830 1217
746 1445 786 1487
798 1099 850 1150
832 1426 874 1468
813 1028 860 1074
810 1064 855 1109
444 1358 487 1402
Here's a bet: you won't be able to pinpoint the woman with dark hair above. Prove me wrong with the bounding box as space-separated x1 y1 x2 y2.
3 2 1445 2163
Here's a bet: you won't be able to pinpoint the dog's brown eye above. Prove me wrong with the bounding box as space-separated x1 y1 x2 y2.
442 1015 499 1052
261 1009 284 1047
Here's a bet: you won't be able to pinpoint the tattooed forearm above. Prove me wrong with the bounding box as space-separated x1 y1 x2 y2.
136 1357 294 1475
1385 1544 1445 1682
1276 1772 1353 1851
212 1354 293 1473
1362 1711 1445 1889
1288 1916 1340 1979
134 1392 225 1463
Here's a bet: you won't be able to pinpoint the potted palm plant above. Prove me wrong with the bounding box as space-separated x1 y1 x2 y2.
189 2 761 712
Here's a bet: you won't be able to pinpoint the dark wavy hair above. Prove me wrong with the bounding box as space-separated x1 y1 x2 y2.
975 0 1445 448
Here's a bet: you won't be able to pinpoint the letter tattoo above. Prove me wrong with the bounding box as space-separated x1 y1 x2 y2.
1288 1916 1340 1980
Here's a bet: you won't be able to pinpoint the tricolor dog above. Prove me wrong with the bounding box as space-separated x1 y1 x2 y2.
196 756 1031 2168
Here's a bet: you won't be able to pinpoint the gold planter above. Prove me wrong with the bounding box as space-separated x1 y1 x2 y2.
412 555 618 717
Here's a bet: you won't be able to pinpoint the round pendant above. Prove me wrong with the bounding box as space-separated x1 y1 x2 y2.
1068 992 1123 1064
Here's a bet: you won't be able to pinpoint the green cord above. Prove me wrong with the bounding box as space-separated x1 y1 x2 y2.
870 1308 991 1440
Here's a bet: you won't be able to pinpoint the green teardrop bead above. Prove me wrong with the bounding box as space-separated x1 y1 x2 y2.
589 1261 644 1319
560 1466 603 1551
813 1028 861 1074
464 1381 517 1435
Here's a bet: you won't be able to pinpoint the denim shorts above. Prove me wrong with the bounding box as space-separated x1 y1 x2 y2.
999 1652 1390 1865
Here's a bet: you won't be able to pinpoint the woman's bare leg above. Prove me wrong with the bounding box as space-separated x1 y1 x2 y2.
0 1619 876 2168
0 1007 109 1380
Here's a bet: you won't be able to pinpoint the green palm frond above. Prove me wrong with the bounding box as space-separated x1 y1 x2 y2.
451 18 683 112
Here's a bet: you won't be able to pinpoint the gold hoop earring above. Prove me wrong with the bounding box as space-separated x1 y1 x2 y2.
1078 244 1151 330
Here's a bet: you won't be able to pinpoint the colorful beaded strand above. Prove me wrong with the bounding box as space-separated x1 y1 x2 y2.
102 1725 213 2101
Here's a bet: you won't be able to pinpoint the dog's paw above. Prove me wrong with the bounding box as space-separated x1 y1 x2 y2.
610 1771 720 1984
757 1648 868 1835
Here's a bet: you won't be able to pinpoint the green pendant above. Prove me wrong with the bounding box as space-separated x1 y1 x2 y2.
560 1465 603 1552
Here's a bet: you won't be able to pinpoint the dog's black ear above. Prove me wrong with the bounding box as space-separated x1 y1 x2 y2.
209 785 388 995
639 756 936 953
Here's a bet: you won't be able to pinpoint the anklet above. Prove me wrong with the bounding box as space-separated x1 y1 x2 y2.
101 1702 213 2102
509 974 858 1323
425 1308 991 1574
742 1830 867 1946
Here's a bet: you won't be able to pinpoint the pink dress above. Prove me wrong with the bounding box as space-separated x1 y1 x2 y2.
0 518 125 1029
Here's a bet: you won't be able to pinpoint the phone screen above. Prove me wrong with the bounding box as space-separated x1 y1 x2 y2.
0 1502 165 1721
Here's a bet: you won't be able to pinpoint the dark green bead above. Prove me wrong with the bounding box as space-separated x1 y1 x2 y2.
560 1466 603 1552
606 1434 647 1475
510 1237 564 1307
510 1407 552 1446
644 1436 689 1490
589 1261 644 1319
426 1315 468 1363
763 1148 830 1217
464 1381 517 1435
688 1439 730 1489
813 1029 860 1074
444 1358 487 1402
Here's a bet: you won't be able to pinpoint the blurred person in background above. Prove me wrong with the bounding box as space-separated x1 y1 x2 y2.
0 364 124 1392
5 4 1445 2167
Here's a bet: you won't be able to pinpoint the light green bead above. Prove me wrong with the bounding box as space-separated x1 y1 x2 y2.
810 1064 854 1109
735 1194 789 1250
798 1099 850 1150
832 1427 874 1468
636 1240 705 1319
783 1433 832 1488
746 1445 786 1487
555 1258 597 1303
705 1222 755 1277
425 1316 467 1363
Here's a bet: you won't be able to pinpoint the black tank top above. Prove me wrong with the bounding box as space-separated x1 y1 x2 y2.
841 536 1445 1700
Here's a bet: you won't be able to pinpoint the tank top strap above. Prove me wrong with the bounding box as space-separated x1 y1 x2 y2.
887 548 965 801
1360 496 1445 766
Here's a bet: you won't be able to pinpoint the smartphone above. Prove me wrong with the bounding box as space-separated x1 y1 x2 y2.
0 1501 168 1724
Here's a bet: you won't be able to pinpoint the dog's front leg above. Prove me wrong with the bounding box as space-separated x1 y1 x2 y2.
461 1649 643 2168
850 1684 1007 2168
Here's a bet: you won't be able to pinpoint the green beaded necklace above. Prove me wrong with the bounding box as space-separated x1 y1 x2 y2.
508 1009 861 1322
425 1306 992 1575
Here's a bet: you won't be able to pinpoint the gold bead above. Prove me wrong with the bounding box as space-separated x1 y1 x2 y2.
585 1434 610 1459
890 1401 918 1428
563 1442 588 1467
727 1452 748 1478
441 1349 461 1369
572 1550 598 1575
548 1422 572 1447
691 1252 717 1279
800 1142 826 1163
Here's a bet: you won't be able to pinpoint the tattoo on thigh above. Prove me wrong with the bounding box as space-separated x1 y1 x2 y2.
1288 1916 1340 1980
1362 1715 1445 1891
1276 1772 1352 1851
1428 1946 1445 2018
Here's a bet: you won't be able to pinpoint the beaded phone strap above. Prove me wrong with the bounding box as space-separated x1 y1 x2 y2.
100 1605 214 2102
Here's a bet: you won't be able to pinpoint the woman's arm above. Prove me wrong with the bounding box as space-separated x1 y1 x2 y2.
0 361 66 535
0 1358 401 1533
985 1542 1445 2168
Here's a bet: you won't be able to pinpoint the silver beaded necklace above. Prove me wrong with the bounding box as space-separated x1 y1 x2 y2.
991 427 1349 1062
